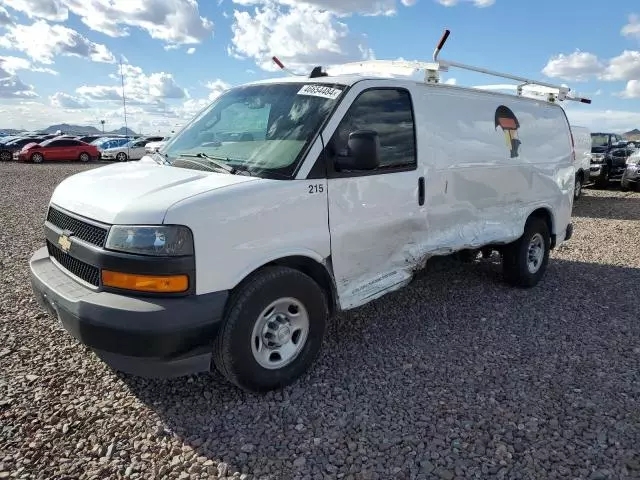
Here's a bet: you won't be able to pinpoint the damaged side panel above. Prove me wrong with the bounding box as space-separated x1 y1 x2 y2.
325 80 573 311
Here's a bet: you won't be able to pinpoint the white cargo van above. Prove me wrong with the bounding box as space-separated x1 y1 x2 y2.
570 125 592 199
29 31 590 392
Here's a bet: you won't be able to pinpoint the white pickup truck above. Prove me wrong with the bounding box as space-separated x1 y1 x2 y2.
29 32 587 392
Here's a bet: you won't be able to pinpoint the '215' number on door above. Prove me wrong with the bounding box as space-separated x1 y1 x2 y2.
308 184 324 194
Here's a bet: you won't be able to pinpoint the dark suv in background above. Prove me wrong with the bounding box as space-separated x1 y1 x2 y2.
590 132 632 188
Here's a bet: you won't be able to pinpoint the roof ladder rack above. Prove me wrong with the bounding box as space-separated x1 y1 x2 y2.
276 30 592 105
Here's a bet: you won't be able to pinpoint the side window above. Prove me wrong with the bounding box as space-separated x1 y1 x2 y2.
47 140 64 147
332 88 416 170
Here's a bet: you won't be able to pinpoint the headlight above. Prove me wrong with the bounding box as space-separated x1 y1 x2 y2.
105 225 194 256
591 154 605 163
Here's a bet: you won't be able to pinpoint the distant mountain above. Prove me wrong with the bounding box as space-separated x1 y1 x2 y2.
624 128 640 140
42 124 138 136
0 124 138 136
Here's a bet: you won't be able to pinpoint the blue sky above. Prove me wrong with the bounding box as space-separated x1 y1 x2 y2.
0 0 638 134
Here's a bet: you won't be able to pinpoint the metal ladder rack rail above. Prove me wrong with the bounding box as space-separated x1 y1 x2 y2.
272 29 592 105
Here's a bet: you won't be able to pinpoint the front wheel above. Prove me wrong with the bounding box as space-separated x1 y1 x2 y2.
116 152 127 162
0 150 11 162
213 266 328 392
502 217 551 288
31 152 44 163
79 152 90 162
594 167 609 189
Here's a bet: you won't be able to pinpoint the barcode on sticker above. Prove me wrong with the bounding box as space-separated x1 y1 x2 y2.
297 84 343 100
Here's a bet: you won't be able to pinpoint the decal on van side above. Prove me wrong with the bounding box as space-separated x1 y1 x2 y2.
495 105 521 158
297 84 343 100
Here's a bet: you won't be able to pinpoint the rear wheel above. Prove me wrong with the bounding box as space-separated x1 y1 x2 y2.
213 266 328 392
116 152 127 162
502 217 551 288
79 152 90 162
31 152 43 163
0 150 11 162
574 173 583 200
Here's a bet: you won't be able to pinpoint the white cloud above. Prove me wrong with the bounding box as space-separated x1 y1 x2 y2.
0 20 115 64
50 92 90 109
2 0 68 21
0 56 58 75
622 14 640 40
566 107 640 133
62 0 214 47
541 51 604 81
232 0 416 16
620 79 640 98
600 50 640 81
229 2 373 73
0 6 14 25
77 63 187 105
436 0 495 6
187 47 196 54
444 77 457 85
0 75 37 98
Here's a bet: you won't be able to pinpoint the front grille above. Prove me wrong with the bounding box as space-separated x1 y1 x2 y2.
47 240 100 286
47 207 108 247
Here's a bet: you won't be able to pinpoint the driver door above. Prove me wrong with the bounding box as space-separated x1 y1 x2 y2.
325 86 425 310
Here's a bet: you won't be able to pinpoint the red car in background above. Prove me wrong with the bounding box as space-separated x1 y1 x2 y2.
16 137 100 163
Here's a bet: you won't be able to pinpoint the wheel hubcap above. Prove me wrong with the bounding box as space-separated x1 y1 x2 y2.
251 297 309 370
527 233 544 274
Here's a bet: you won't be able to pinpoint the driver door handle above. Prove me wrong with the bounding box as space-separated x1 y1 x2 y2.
418 177 425 206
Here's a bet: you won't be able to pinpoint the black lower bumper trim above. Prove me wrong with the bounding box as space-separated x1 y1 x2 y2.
29 246 228 374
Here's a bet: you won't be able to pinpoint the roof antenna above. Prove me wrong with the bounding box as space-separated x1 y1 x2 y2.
271 56 305 77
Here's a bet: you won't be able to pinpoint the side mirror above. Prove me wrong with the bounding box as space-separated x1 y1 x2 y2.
335 130 380 171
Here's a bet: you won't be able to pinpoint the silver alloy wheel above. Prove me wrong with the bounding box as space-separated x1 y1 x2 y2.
32 153 43 163
527 233 545 274
251 297 310 370
0 151 10 162
79 152 89 162
116 152 127 162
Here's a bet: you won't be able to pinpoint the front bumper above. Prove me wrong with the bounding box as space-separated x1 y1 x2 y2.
29 246 228 377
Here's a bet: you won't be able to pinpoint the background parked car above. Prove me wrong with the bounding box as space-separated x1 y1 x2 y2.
16 137 100 163
99 138 151 161
590 132 634 188
621 148 640 192
144 136 171 154
0 137 47 161
571 125 592 199
92 137 131 151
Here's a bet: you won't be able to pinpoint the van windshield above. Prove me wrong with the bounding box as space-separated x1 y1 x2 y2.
163 82 346 179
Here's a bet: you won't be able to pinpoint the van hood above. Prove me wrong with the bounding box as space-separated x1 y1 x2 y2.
50 158 258 224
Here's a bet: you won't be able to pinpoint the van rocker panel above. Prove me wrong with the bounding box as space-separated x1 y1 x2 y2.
29 246 228 377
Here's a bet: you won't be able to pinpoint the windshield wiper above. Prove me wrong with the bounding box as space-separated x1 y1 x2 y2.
178 152 237 174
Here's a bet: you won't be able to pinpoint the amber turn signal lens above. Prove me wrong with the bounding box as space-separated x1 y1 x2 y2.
102 270 188 293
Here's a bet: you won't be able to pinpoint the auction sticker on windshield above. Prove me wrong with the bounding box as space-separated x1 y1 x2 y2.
297 84 343 100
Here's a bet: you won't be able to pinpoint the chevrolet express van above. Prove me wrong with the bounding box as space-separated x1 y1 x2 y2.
29 53 581 392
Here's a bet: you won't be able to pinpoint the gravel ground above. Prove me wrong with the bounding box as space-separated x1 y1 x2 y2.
1 162 639 480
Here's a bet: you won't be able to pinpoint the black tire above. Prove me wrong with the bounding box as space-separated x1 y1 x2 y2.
31 152 44 163
456 249 479 263
79 152 90 162
594 166 610 189
213 266 328 392
502 216 551 288
0 150 11 162
574 173 583 200
116 152 127 162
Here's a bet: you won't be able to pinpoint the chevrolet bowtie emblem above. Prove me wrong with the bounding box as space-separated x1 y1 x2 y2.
57 234 72 253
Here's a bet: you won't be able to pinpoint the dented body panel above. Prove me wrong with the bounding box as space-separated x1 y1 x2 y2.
317 79 574 309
